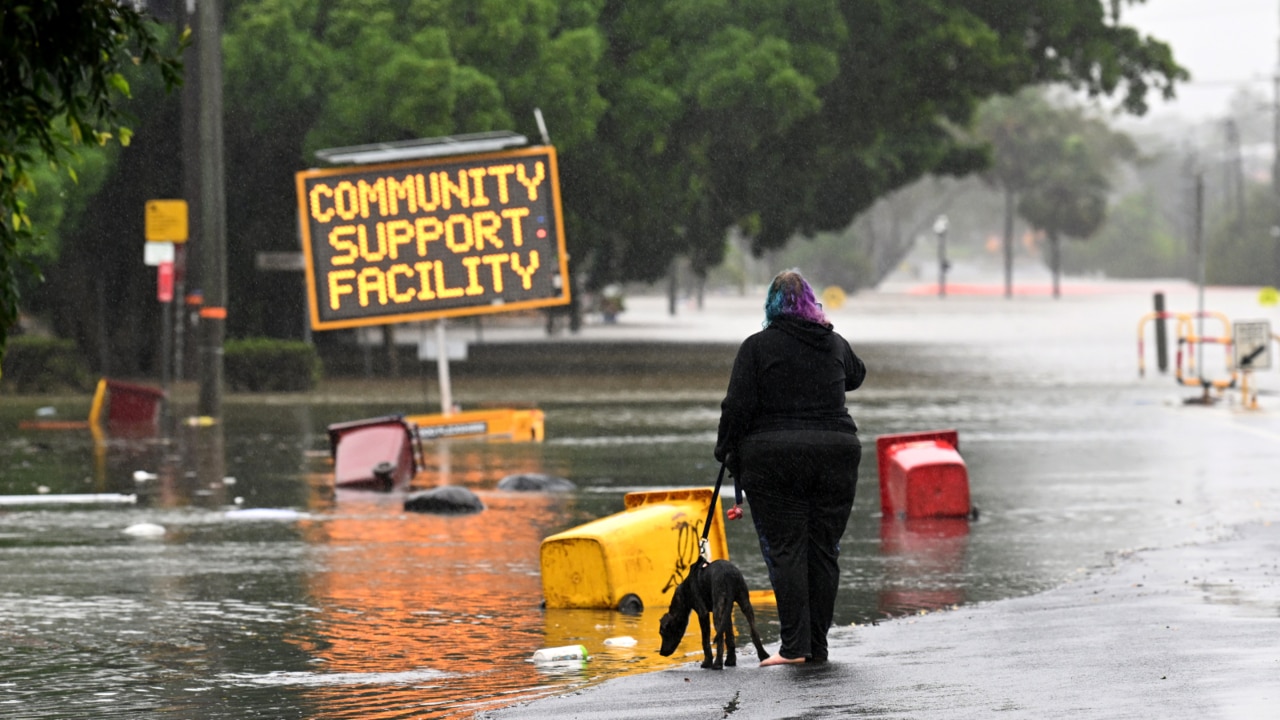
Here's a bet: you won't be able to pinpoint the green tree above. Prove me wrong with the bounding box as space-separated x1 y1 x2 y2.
1020 117 1137 297
975 88 1138 297
218 0 608 343
584 0 1185 287
1062 192 1183 279
0 0 183 373
24 0 1186 372
974 90 1058 296
1206 182 1280 286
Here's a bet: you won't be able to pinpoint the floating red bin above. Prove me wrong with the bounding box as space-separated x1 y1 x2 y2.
327 415 421 491
102 379 166 431
875 429 970 519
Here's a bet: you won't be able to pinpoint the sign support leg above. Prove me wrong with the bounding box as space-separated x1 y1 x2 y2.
436 319 453 416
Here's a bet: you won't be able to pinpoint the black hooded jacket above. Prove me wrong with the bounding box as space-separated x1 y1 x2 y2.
714 316 865 464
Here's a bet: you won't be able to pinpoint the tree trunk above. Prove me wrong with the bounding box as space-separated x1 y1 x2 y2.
1003 188 1015 299
1050 230 1061 299
383 324 399 377
667 260 678 316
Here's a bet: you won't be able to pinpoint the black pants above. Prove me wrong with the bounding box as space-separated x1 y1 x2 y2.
739 429 860 661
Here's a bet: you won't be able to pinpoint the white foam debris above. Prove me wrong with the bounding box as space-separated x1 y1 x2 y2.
220 669 451 686
0 493 137 506
123 523 166 538
224 508 306 521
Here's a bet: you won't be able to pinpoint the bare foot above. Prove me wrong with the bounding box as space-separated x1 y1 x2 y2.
759 654 806 667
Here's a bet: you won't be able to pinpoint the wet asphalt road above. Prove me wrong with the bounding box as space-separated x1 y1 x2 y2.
480 522 1279 719
478 278 1280 719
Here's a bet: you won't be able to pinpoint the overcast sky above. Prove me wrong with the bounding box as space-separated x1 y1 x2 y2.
1124 0 1276 123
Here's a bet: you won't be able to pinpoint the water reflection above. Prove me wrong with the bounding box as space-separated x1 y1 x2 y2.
0 400 778 718
4 346 1228 720
415 441 552 490
878 518 970 615
289 448 583 718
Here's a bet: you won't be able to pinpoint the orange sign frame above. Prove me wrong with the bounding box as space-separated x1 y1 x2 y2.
295 146 571 331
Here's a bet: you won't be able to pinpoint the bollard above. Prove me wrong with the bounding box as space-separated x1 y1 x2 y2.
1154 292 1168 373
875 429 970 519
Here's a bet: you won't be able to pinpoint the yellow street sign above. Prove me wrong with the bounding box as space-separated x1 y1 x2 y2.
145 199 188 242
821 285 847 311
1258 286 1278 307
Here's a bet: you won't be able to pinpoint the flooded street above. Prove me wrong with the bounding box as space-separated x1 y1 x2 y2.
4 280 1280 718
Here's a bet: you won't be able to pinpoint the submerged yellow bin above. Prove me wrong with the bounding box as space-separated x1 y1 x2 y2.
405 407 545 442
539 487 729 613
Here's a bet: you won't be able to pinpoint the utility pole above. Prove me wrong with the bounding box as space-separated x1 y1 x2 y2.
1225 119 1244 238
1195 172 1206 388
1273 3 1280 286
1183 147 1199 281
179 0 201 385
196 0 227 420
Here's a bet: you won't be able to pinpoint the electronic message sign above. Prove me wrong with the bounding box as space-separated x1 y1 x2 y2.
295 146 570 331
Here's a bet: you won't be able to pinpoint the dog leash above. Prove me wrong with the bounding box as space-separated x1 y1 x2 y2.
699 461 745 561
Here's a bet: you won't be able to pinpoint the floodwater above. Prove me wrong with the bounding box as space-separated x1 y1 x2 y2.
3 282 1279 719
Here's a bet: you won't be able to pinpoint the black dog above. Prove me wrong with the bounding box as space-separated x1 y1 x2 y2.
657 559 770 669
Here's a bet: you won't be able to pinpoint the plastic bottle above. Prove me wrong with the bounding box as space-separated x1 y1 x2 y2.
531 644 589 663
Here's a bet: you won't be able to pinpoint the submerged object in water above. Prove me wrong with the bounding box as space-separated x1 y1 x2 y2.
122 522 166 538
496 473 575 492
540 487 729 612
531 644 588 663
225 508 307 521
327 415 422 491
875 429 971 520
404 486 484 514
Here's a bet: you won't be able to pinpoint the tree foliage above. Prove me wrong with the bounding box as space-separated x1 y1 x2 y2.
0 0 183 372
1062 192 1183 279
571 0 1184 286
975 87 1139 296
16 0 1186 374
1205 182 1280 286
213 0 609 348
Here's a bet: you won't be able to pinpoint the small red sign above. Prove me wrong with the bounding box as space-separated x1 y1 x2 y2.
157 261 174 303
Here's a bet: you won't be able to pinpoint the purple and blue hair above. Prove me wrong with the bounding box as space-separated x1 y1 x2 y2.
763 269 828 327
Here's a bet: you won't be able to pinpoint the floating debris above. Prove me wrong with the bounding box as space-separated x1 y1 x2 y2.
224 508 306 521
123 523 166 538
0 493 137 507
531 645 589 663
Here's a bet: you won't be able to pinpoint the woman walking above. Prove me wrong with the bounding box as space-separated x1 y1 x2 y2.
715 269 866 666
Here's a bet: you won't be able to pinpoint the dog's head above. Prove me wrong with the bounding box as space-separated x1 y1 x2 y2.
657 609 689 656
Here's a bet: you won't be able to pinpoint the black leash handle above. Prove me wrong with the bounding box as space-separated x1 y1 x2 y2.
699 462 729 560
701 463 726 540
